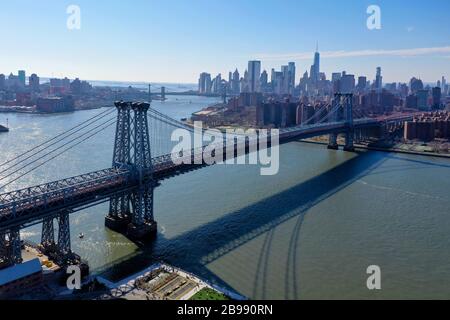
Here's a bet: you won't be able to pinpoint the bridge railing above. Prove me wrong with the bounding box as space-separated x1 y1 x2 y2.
0 168 130 223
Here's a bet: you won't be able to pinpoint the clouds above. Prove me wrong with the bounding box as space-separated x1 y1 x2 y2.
254 46 450 62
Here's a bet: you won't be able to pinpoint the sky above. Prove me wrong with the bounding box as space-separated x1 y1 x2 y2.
1 0 449 84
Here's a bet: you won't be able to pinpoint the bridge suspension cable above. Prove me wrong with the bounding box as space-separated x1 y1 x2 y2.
0 117 117 190
0 116 116 187
315 102 342 124
301 103 332 126
0 108 115 171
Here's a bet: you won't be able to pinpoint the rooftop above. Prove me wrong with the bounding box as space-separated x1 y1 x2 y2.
0 258 42 287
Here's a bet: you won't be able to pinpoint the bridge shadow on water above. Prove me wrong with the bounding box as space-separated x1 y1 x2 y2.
97 150 388 299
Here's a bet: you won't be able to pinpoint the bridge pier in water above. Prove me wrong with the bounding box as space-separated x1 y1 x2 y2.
105 101 157 241
327 133 339 150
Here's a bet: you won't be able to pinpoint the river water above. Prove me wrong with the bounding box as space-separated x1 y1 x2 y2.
1 95 450 300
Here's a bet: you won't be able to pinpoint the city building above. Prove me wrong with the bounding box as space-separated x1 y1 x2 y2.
29 74 40 92
18 70 26 87
405 94 418 109
375 67 382 91
417 89 429 111
258 100 298 128
0 74 5 90
198 72 212 94
7 73 21 89
404 111 450 141
211 74 222 94
288 62 296 94
37 97 73 113
310 45 320 85
340 74 355 94
357 76 367 92
331 73 342 93
410 77 424 94
442 76 447 95
231 69 240 94
432 87 442 109
260 70 268 92
50 77 71 95
247 60 261 93
0 259 43 299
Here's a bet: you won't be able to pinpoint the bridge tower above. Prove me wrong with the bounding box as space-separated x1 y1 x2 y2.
127 102 157 240
343 93 355 152
105 101 157 240
105 102 133 231
327 93 355 151
327 94 341 150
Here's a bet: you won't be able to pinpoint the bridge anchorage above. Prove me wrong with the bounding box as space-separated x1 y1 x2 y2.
105 101 158 240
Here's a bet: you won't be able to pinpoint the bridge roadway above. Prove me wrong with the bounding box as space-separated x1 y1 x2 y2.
0 116 412 233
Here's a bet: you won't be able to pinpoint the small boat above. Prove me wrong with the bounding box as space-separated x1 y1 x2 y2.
79 233 85 239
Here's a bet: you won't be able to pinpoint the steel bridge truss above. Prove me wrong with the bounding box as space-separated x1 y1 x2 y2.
0 228 22 269
0 96 414 267
105 102 156 240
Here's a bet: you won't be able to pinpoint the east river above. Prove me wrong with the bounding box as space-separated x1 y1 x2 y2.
1 95 450 299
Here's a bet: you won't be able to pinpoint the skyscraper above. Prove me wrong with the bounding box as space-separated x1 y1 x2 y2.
288 62 296 94
442 76 447 95
0 74 5 90
341 74 355 93
331 73 342 93
18 70 26 86
310 44 320 85
260 70 268 92
247 60 261 93
417 89 429 111
357 76 367 92
432 87 441 109
410 77 424 94
212 74 222 94
281 65 289 94
375 67 382 91
198 72 212 94
232 69 240 94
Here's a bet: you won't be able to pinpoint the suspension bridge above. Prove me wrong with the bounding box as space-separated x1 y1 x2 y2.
0 93 412 269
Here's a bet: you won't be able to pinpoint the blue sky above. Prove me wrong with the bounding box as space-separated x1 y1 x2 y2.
1 0 449 84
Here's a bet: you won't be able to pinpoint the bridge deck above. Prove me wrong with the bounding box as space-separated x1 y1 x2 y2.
0 116 413 232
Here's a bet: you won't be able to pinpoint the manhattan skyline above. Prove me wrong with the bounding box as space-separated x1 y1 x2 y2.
1 0 449 83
